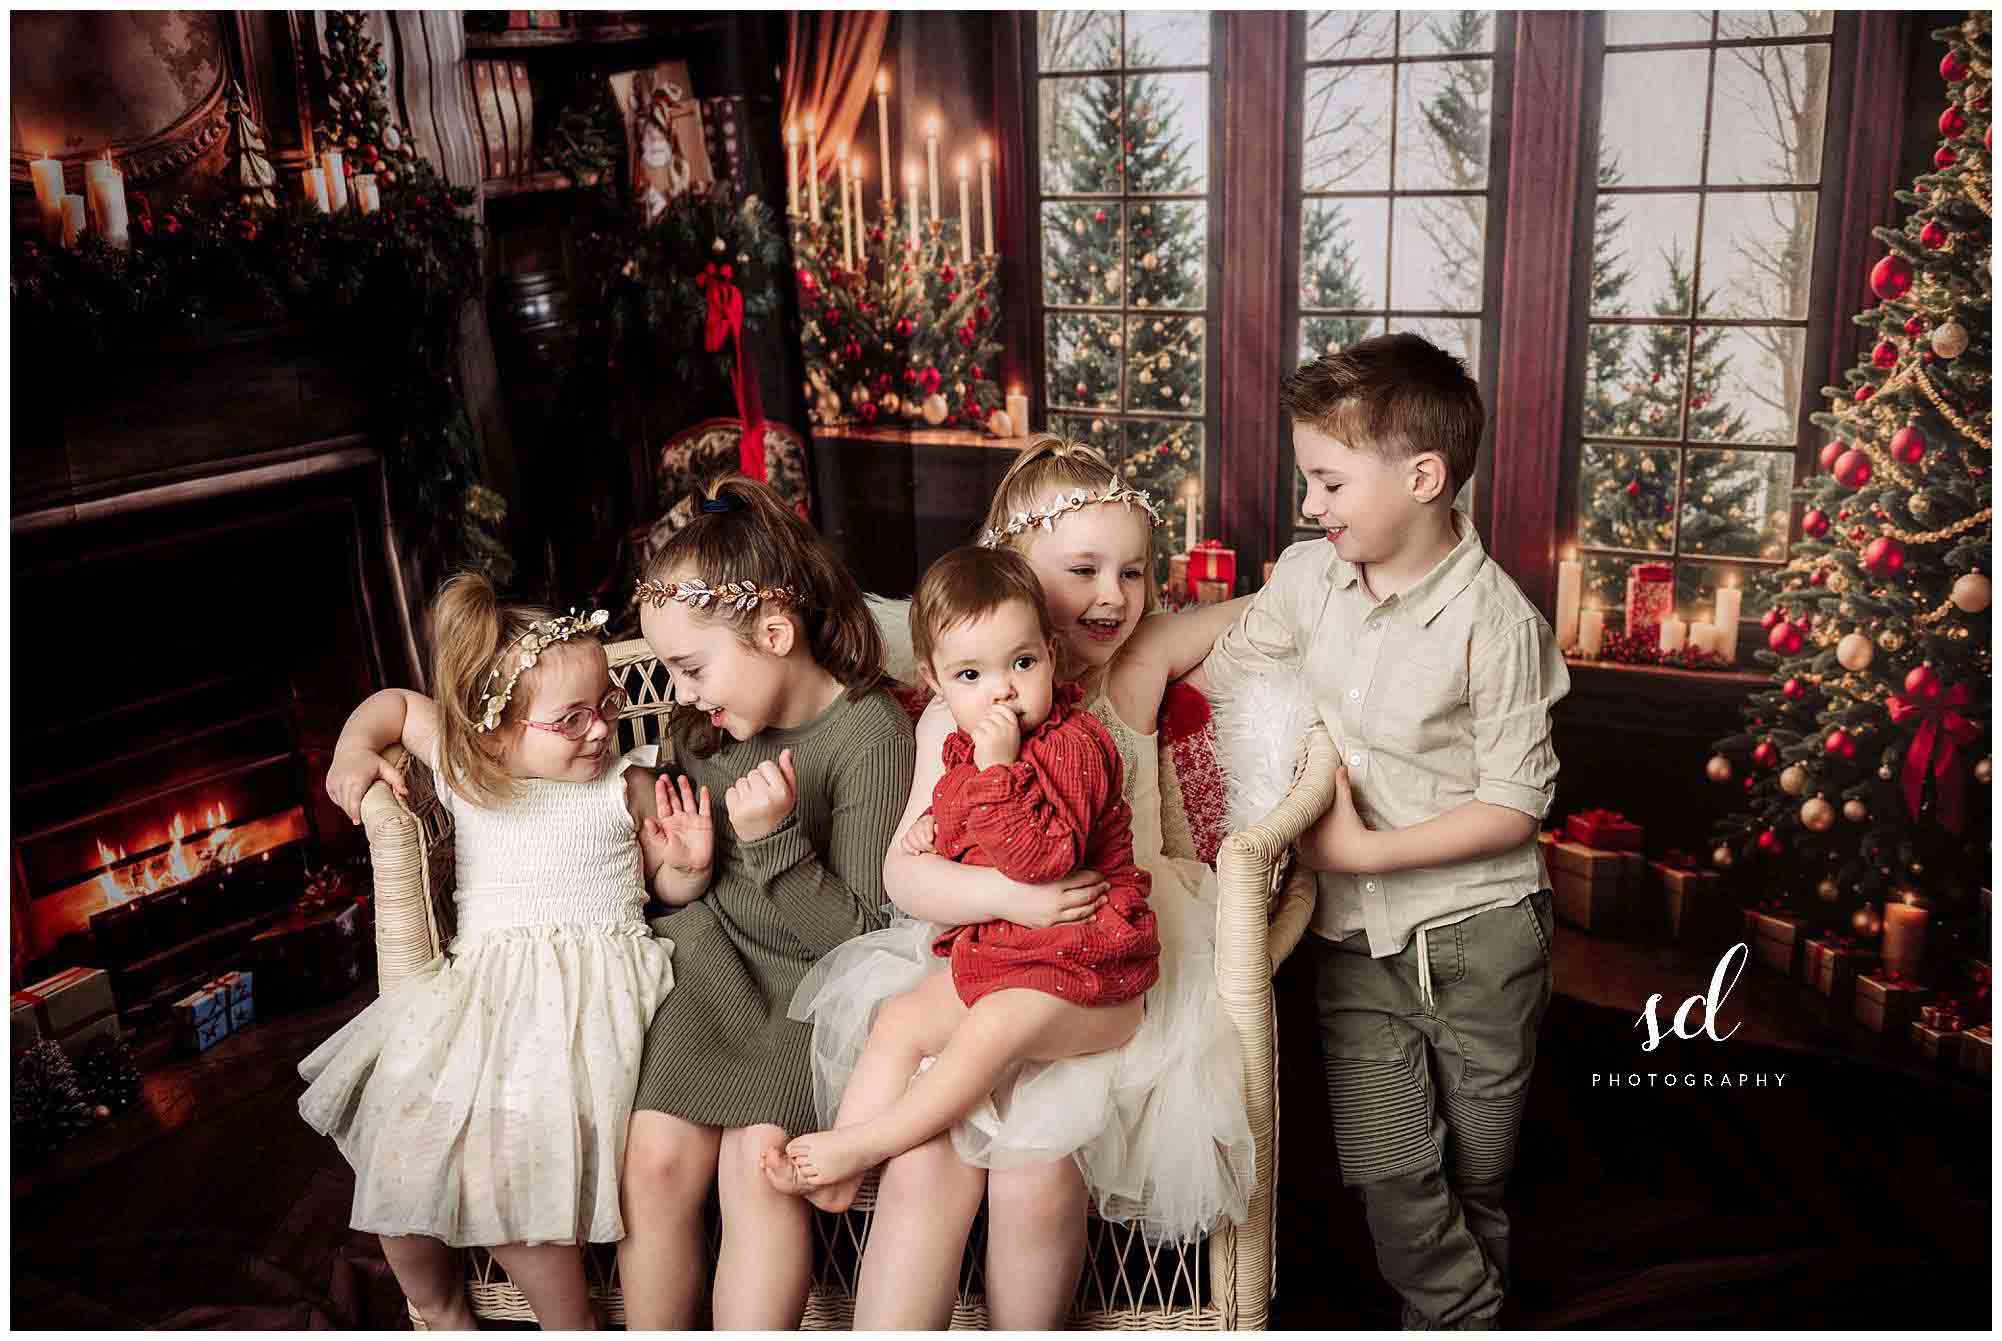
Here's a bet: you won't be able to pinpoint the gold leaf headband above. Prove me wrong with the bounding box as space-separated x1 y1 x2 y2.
978 482 1166 549
474 608 610 734
635 577 804 613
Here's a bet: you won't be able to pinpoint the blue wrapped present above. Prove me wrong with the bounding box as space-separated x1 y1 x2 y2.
177 1011 232 1053
227 996 255 1031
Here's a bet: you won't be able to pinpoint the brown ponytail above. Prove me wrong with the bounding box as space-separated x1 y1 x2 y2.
430 574 580 805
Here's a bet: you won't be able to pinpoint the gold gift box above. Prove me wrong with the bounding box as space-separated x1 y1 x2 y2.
1548 838 1644 934
1743 909 1804 977
1853 972 1931 1034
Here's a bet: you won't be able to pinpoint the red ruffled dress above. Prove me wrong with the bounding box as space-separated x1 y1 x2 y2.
926 684 1159 1008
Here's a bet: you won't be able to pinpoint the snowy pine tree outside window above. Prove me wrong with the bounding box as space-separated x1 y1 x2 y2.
1573 11 1836 632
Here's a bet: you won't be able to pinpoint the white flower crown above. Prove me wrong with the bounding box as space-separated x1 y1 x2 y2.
474 609 610 734
977 482 1166 548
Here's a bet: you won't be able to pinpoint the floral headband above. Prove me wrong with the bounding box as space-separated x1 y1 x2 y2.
978 482 1166 548
635 577 804 613
474 609 610 733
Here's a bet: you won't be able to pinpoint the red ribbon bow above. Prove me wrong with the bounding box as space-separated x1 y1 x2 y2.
697 262 768 483
1886 682 1980 833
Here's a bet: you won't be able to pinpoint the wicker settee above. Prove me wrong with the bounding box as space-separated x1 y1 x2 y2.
360 637 1336 1330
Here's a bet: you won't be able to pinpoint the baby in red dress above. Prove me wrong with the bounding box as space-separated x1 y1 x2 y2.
766 545 1158 1210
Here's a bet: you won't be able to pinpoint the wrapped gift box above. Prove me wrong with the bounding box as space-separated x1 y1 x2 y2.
1958 1024 1992 1076
12 966 118 1057
1624 562 1674 642
177 1010 233 1054
1651 857 1722 943
228 995 256 1032
1548 838 1644 933
249 897 368 1013
1742 908 1805 977
1854 972 1931 1034
1802 936 1879 1001
1195 578 1231 606
1184 540 1236 600
1909 1021 1963 1066
1564 809 1643 852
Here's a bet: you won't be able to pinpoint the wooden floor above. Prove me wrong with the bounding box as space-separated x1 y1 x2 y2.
10 925 1991 1329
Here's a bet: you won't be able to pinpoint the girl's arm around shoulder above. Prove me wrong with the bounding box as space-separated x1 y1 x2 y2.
326 689 442 824
1109 597 1250 725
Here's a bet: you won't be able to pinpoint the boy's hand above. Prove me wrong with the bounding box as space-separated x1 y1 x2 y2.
327 746 406 826
901 813 938 856
970 705 1023 769
1306 765 1378 874
726 748 798 841
641 773 714 875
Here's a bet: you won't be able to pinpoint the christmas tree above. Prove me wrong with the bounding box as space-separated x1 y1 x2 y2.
76 1031 143 1116
1707 15 1991 966
224 80 278 211
317 12 417 189
13 1039 94 1157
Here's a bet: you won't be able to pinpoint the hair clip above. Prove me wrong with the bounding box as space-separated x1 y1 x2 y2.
977 482 1166 548
701 496 745 514
474 609 610 733
635 577 802 613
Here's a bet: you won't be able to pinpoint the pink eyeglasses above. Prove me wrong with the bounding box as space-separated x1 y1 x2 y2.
524 688 628 741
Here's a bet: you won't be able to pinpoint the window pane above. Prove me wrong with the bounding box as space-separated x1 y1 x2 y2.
1579 443 1679 552
1047 311 1123 410
1589 190 1699 318
1600 50 1708 185
1697 190 1819 319
1300 197 1389 308
1707 41 1830 185
1051 411 1121 456
1400 11 1495 56
1126 11 1210 67
1123 73 1209 193
1395 59 1493 191
1681 448 1793 559
1041 76 1123 193
1126 315 1205 414
1299 313 1384 366
1306 10 1397 62
1124 419 1205 571
1043 201 1121 306
1675 560 1778 624
1606 11 1714 45
1303 65 1394 190
1128 200 1206 308
1716 10 1833 41
1581 552 1637 624
1688 325 1805 444
1391 195 1486 311
1583 324 1689 439
1039 12 1119 71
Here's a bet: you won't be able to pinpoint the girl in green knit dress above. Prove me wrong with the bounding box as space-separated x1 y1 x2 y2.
616 475 915 1330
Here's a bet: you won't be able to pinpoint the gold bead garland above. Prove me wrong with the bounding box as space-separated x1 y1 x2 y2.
1914 365 1993 451
1874 507 1993 546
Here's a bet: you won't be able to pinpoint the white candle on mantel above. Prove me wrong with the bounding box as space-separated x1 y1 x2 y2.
84 151 117 230
1184 488 1200 553
804 113 820 224
924 115 941 229
875 70 893 211
1006 387 1030 438
1882 896 1929 978
354 174 379 214
956 157 972 264
979 138 994 255
1713 580 1742 664
1579 607 1606 658
1555 549 1582 651
303 167 330 213
850 158 866 258
31 154 65 244
60 193 86 249
1659 610 1688 653
837 143 853 269
321 149 349 212
904 161 920 249
1689 612 1716 658
784 124 799 218
86 165 129 248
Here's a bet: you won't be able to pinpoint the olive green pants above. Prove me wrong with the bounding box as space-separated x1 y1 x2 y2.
1311 891 1554 1330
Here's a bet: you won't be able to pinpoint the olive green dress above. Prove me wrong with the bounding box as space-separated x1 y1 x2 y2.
632 687 915 1134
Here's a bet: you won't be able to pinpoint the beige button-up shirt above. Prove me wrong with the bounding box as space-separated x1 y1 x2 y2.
1201 510 1568 956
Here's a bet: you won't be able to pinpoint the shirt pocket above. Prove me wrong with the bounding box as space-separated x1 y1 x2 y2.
1370 652 1467 753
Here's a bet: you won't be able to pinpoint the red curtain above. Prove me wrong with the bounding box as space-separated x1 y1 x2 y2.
781 11 891 177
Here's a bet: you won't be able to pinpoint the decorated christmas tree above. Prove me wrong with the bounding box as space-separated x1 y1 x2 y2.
1706 15 1991 967
317 11 417 188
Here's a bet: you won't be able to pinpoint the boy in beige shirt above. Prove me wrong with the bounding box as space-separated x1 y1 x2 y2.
1198 333 1568 1329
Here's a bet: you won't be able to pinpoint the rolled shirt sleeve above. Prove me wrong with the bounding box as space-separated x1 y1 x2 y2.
1469 615 1569 819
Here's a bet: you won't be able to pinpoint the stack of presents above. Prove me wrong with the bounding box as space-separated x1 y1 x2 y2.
1540 807 1991 1081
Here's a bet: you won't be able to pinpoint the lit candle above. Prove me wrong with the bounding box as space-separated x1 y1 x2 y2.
1659 610 1688 653
303 167 330 213
924 115 940 229
837 142 852 269
354 173 378 214
785 123 799 218
804 113 820 224
321 149 349 212
85 165 129 248
1882 896 1929 978
1185 489 1199 553
31 154 65 244
1579 607 1606 658
84 150 117 229
1713 579 1742 664
1555 549 1582 651
905 161 920 249
850 157 866 259
956 157 972 264
979 137 994 255
1006 387 1030 437
60 193 86 249
875 69 893 211
1689 612 1715 657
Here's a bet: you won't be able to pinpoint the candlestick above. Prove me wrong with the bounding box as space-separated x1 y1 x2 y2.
837 143 853 269
785 123 799 218
1555 550 1582 651
956 157 972 264
875 70 893 210
850 158 866 261
1579 608 1605 658
354 173 379 214
1184 490 1199 554
303 167 330 213
84 153 117 232
31 154 65 244
1689 614 1715 657
1883 897 1929 978
85 164 129 249
1006 388 1030 438
1659 611 1688 653
979 137 994 255
60 193 86 249
924 115 940 229
905 161 920 249
321 149 349 212
805 113 820 224
1713 580 1742 664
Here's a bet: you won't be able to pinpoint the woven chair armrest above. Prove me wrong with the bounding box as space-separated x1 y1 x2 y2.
361 743 448 993
1213 726 1338 986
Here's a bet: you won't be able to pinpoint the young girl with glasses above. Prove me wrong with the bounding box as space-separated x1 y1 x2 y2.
301 573 695 1330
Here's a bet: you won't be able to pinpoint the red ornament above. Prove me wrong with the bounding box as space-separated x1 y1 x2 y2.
163 213 181 235
1824 729 1857 761
1942 50 1969 82
1783 677 1806 701
940 265 957 285
1093 209 1107 224
1903 664 1943 704
1853 384 1874 404
1625 479 1641 496
921 367 942 393
1833 449 1873 489
797 266 817 294
1753 741 1779 769
1768 622 1805 655
976 304 991 323
1802 508 1830 538
238 219 259 242
1935 145 1958 169
1810 569 1828 586
970 366 985 381
1872 340 1900 368
1818 441 1846 472
1863 536 1905 575
1757 829 1785 855
874 372 893 392
957 326 975 347
1891 426 1926 464
1941 107 1968 136
842 340 862 361
1761 606 1784 630
364 144 380 165
822 305 841 326
902 368 918 385
1870 254 1913 300
1904 315 1926 337
859 402 879 424
895 317 916 339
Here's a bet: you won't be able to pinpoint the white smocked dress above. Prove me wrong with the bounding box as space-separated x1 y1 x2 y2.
791 694 1253 1247
298 748 674 1247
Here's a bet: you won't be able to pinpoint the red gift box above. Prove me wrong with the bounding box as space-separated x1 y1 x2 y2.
1564 808 1643 851
1184 539 1237 600
1624 563 1674 642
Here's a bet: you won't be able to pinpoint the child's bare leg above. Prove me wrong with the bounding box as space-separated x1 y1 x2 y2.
487 1242 596 1329
852 1134 989 1329
985 1158 1092 1331
617 1112 719 1330
378 1234 475 1330
713 1124 813 1329
788 989 1142 1196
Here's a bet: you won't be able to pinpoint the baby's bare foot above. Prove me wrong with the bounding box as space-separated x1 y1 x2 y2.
785 1129 876 1214
758 1145 810 1197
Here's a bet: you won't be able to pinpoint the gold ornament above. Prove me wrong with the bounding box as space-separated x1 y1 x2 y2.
1816 879 1840 903
920 393 948 426
1712 844 1735 870
850 384 872 408
1878 765 1894 781
1779 764 1809 796
1706 754 1735 784
1878 628 1905 652
1843 798 1868 823
1930 320 1970 359
1826 572 1849 594
1951 572 1992 613
1836 631 1875 671
879 392 901 416
1977 757 1993 785
1909 491 1933 517
1852 905 1883 937
1799 797 1836 832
